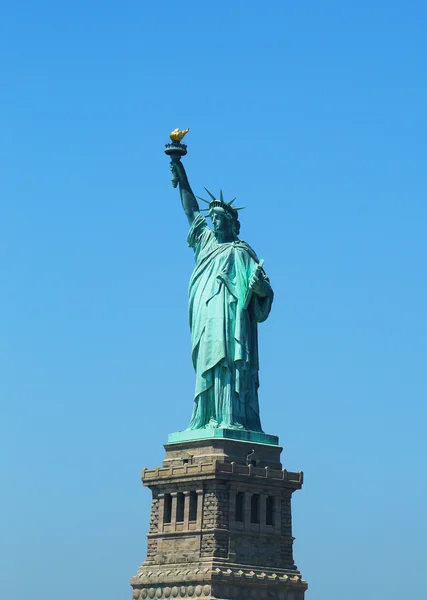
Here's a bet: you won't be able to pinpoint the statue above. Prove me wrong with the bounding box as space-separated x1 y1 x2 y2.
165 130 274 433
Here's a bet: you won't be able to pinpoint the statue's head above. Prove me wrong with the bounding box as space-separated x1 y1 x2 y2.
197 188 243 240
210 206 241 238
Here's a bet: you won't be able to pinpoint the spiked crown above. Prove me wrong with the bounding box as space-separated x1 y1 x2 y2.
198 188 245 220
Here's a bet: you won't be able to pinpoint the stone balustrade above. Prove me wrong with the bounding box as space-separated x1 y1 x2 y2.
142 461 303 485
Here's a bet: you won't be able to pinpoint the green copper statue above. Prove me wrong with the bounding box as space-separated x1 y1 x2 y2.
165 130 274 433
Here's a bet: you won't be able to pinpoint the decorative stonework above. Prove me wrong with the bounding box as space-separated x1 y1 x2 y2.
135 565 305 584
134 585 211 599
132 579 307 600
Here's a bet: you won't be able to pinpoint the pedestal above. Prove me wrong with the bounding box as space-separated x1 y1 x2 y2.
131 436 307 600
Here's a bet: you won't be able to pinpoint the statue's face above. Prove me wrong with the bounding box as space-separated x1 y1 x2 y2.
211 208 231 234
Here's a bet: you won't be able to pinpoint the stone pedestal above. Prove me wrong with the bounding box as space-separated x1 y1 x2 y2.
131 437 307 600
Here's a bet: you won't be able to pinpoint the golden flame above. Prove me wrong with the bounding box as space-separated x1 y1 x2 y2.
170 128 189 142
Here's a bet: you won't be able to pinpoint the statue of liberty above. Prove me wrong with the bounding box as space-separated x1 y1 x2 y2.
167 131 274 433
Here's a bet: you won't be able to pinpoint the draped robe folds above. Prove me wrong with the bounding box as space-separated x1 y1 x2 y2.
187 213 273 432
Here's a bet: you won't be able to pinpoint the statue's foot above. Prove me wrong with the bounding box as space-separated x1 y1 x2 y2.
218 422 245 430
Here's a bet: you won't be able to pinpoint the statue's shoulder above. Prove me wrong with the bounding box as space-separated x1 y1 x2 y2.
236 239 259 262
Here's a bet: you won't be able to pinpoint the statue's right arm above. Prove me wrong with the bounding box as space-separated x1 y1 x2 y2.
170 159 200 226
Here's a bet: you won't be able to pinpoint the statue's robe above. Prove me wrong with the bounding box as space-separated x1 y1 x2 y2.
187 213 273 431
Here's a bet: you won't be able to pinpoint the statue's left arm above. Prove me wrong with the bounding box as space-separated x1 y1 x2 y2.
249 270 274 323
249 270 273 299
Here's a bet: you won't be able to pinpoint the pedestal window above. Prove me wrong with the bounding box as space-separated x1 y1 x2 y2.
176 492 185 522
266 495 275 526
189 490 198 522
251 493 260 524
235 491 244 522
163 493 172 524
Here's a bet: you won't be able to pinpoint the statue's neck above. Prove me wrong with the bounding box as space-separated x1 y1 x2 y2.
215 231 237 244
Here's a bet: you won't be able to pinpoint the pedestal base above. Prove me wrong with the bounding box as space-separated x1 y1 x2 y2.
167 428 279 446
131 437 307 600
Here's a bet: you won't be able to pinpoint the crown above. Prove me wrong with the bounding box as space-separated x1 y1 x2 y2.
198 188 245 219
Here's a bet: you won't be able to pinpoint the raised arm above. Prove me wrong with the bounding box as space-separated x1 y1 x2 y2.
170 158 200 225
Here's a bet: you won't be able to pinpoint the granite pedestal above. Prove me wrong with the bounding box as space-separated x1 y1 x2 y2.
131 434 307 600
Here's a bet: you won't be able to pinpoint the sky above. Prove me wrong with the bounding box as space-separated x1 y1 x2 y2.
1 2 426 599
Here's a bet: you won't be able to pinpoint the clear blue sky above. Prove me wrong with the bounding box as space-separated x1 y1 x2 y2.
1 2 426 599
